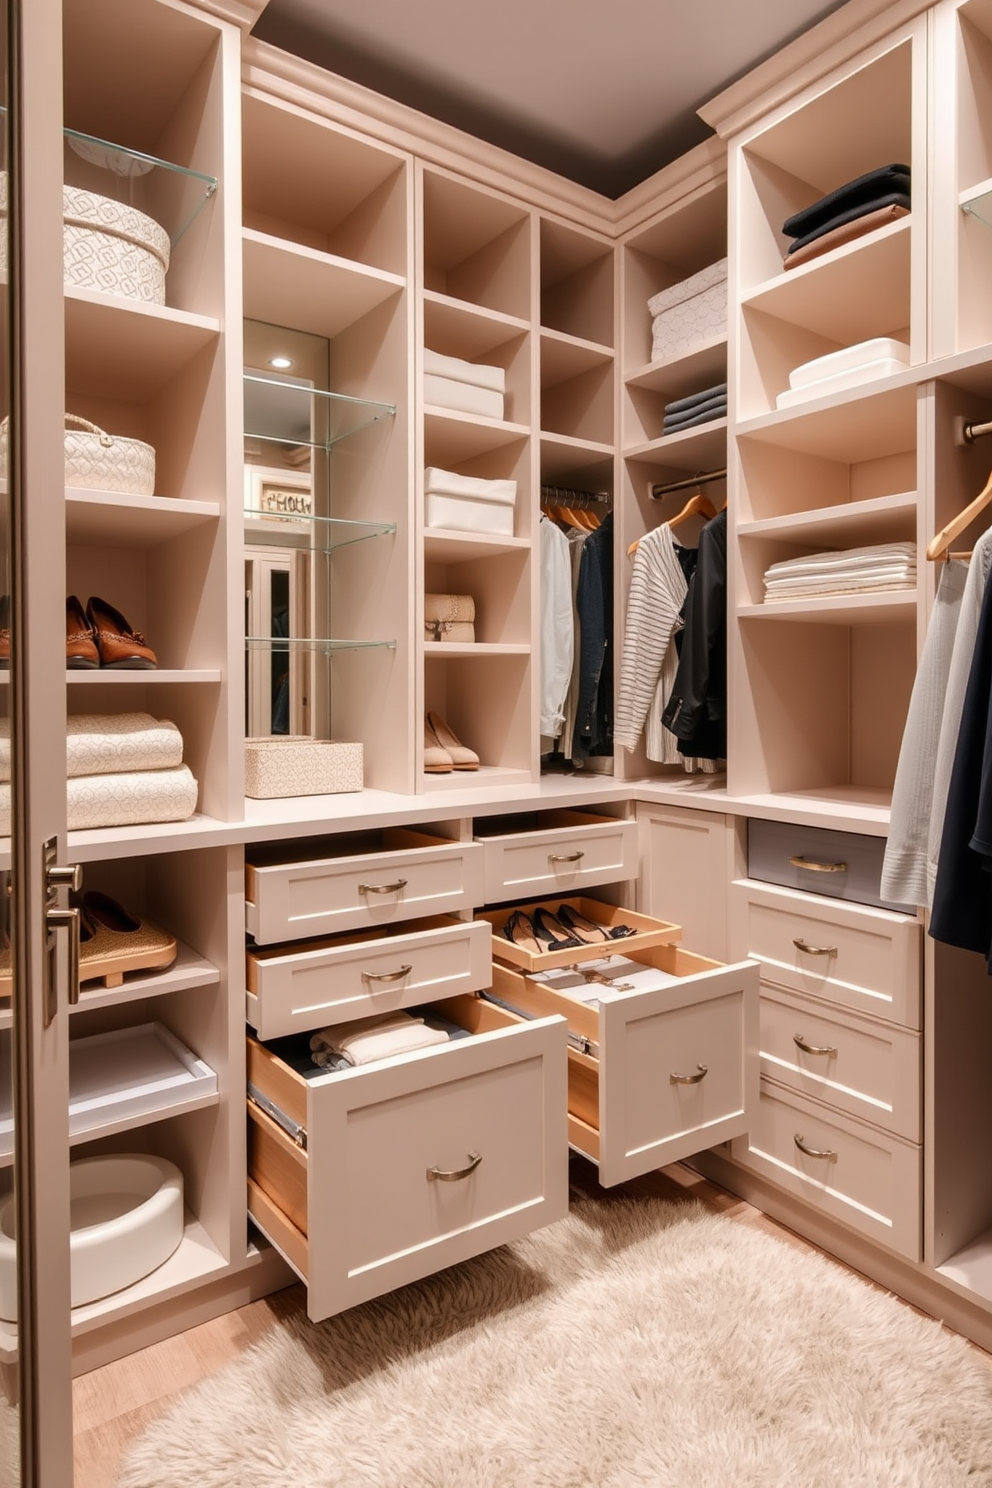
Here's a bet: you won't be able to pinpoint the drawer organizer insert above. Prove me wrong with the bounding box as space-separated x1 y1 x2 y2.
246 828 485 945
488 947 759 1187
472 809 637 902
246 993 568 1320
481 896 680 973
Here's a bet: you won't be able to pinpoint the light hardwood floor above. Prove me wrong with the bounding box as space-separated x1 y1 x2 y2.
72 1159 992 1487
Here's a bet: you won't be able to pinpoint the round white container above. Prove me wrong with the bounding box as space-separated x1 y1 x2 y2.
0 1154 184 1322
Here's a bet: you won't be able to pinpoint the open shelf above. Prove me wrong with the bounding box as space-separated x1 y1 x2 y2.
423 291 530 358
424 407 530 464
245 637 396 655
65 489 220 547
72 939 220 1016
737 491 917 545
423 764 534 792
423 641 530 658
243 230 405 342
626 335 728 399
244 512 396 553
541 329 614 385
423 170 532 320
244 374 396 450
627 418 728 468
63 125 216 247
738 591 916 624
737 378 918 460
60 670 221 684
540 433 614 485
64 291 219 402
937 1226 992 1306
732 786 892 832
423 529 530 563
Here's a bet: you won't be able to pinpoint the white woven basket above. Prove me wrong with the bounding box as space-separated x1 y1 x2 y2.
0 414 156 495
0 174 170 305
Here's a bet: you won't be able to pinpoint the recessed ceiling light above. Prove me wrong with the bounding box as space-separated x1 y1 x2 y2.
269 355 293 369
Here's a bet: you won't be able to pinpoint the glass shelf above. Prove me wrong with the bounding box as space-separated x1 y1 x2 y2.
961 185 992 229
243 374 396 451
245 637 396 654
244 511 396 552
62 127 217 248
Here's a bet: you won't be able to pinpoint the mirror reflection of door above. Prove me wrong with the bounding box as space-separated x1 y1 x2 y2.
244 550 310 738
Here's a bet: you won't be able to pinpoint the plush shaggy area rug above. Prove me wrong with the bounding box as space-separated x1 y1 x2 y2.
117 1194 992 1488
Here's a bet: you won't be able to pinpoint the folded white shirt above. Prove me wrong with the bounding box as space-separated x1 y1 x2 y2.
764 542 916 581
310 1012 448 1067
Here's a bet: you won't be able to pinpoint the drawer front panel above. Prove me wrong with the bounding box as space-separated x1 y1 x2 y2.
246 919 492 1039
246 839 485 945
480 817 636 902
759 986 921 1141
305 1017 568 1319
731 1083 921 1261
747 818 912 914
730 881 921 1029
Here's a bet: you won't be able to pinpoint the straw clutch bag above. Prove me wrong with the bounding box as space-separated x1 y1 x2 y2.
424 593 475 643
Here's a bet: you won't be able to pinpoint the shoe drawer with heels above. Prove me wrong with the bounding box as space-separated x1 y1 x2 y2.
488 945 759 1186
245 914 493 1040
246 993 568 1320
472 810 637 903
479 895 680 972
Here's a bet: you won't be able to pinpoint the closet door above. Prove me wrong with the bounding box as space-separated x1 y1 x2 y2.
3 0 76 1479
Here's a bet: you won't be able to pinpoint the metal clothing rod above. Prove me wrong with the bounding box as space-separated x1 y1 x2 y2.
962 419 992 444
651 468 727 500
540 484 612 509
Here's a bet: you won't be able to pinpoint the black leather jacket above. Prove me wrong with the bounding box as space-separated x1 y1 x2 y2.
660 509 726 760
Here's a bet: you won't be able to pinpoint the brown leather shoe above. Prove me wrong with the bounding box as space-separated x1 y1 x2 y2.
85 595 157 669
66 594 99 669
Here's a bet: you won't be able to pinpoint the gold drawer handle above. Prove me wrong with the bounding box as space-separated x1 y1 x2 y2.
549 851 584 863
427 1150 482 1183
794 1033 837 1057
360 964 412 985
793 938 838 957
670 1063 708 1086
794 1132 837 1162
358 878 408 895
789 855 848 873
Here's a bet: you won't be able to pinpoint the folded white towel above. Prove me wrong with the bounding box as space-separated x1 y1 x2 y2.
0 764 198 834
764 542 916 581
0 712 185 784
765 579 916 601
424 466 517 505
424 349 505 394
310 1012 448 1067
766 564 915 591
648 258 728 318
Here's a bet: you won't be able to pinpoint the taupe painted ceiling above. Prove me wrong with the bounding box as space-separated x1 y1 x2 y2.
252 0 851 197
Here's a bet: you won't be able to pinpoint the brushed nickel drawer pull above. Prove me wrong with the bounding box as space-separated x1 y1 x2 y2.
794 1133 837 1162
360 964 412 984
549 850 584 863
793 938 838 957
670 1063 708 1085
358 878 408 895
427 1150 482 1182
794 1033 838 1057
789 855 848 873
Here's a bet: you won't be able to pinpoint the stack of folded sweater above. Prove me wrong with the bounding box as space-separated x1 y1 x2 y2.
0 712 198 833
309 1010 450 1070
782 163 911 271
763 541 917 602
424 349 505 420
663 382 727 435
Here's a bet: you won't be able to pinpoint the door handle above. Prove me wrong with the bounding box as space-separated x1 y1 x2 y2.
43 838 83 1024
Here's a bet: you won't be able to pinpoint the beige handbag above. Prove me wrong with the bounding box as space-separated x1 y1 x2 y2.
424 593 476 643
0 413 156 495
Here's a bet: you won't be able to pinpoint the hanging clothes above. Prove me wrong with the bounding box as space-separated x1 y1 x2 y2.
556 525 590 761
929 565 992 970
572 513 613 759
538 515 574 746
880 560 968 906
661 508 727 761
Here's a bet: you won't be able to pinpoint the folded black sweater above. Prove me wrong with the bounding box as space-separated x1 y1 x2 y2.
786 191 911 255
783 163 910 241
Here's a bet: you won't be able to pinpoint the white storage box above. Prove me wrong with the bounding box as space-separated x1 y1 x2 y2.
649 258 727 361
424 466 517 536
424 349 505 394
424 350 505 420
245 736 364 799
788 337 910 390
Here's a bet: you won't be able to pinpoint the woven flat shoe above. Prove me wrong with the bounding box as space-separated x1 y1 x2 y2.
66 594 100 669
77 891 177 987
425 710 479 770
86 595 158 669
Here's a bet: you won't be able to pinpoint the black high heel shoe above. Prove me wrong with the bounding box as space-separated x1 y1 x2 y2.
556 903 636 943
532 907 581 950
502 910 542 954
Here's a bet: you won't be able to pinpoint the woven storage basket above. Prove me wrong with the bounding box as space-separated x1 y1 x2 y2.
0 174 170 305
245 737 364 799
0 414 156 495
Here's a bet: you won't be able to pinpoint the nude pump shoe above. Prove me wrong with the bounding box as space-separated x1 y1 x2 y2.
424 717 453 773
425 711 479 770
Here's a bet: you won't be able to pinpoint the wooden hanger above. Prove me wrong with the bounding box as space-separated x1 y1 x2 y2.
627 488 717 556
926 468 992 562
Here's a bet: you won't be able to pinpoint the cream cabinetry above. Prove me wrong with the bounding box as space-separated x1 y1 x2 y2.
635 803 733 961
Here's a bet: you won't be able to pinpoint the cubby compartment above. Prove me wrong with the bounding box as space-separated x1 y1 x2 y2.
242 95 408 277
735 531 918 615
737 429 917 533
423 546 531 650
423 433 532 543
732 615 916 810
424 310 530 428
625 377 728 453
540 219 614 348
422 653 533 786
541 337 614 446
422 170 533 320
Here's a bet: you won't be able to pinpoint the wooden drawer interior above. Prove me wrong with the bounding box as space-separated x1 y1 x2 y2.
482 896 680 972
246 827 455 897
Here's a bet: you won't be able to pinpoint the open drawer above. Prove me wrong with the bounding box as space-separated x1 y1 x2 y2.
245 829 485 946
473 809 636 902
247 994 568 1320
246 915 492 1040
490 945 759 1187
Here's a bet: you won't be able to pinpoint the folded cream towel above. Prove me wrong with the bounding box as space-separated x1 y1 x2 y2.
424 349 505 394
310 1012 448 1067
0 712 185 784
0 764 198 835
764 542 916 581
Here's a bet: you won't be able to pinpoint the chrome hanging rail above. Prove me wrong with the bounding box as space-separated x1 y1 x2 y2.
650 467 727 500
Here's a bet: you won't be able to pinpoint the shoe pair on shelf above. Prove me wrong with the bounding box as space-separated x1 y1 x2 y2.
503 903 637 953
68 595 158 669
424 710 479 772
0 891 177 993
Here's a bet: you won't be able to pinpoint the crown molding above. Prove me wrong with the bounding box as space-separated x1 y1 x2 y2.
698 0 931 139
612 137 726 238
189 0 269 30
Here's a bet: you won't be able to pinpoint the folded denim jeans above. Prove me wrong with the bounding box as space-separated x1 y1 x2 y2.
782 163 910 239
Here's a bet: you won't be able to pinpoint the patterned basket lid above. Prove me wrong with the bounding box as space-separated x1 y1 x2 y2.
62 183 170 271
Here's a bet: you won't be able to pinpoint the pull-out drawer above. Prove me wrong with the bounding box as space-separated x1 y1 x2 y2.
474 809 636 903
245 829 485 945
246 915 492 1040
758 985 921 1141
730 880 921 1029
247 994 568 1320
731 1083 921 1261
491 945 759 1187
747 818 913 914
